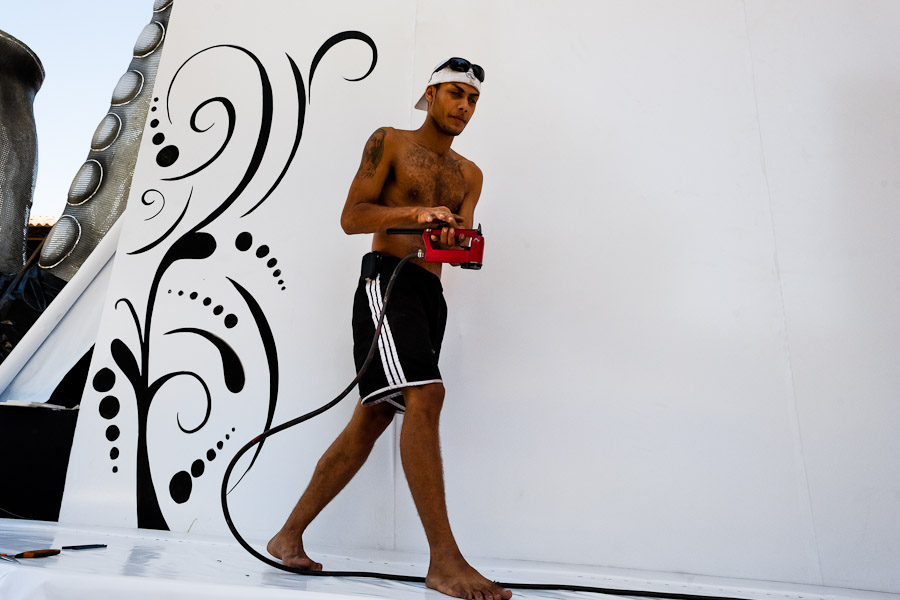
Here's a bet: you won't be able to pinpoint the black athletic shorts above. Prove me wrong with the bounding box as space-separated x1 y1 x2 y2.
352 252 447 411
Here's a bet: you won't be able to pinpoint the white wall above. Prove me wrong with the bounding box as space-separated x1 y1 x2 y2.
746 1 900 591
58 0 900 594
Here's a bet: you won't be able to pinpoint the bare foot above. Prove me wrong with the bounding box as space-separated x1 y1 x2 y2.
426 555 512 600
266 529 323 571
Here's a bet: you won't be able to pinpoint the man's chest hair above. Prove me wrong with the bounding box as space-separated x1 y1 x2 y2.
393 144 467 209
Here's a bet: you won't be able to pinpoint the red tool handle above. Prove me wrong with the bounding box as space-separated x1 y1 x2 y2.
386 224 485 269
421 229 484 269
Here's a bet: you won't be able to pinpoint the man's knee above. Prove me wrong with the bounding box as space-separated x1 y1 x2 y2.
402 383 445 418
354 401 396 439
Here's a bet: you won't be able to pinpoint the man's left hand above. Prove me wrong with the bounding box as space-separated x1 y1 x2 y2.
431 226 468 249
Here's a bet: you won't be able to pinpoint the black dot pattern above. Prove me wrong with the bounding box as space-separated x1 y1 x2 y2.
171 289 239 329
150 98 177 167
235 231 287 291
169 427 237 504
100 387 122 472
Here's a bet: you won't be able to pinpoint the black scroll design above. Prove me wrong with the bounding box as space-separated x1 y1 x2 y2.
241 54 305 218
224 278 278 491
99 35 377 530
242 31 377 217
129 188 193 256
141 189 166 221
308 31 378 103
162 97 236 182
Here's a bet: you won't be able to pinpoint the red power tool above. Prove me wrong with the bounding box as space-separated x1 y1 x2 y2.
387 223 484 269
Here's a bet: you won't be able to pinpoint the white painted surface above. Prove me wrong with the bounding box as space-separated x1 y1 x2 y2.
49 0 900 594
4 519 898 600
745 1 900 592
404 1 817 585
0 256 112 404
0 220 121 401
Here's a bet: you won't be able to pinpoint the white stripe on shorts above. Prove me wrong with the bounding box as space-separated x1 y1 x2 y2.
366 276 405 386
373 273 407 384
365 278 395 384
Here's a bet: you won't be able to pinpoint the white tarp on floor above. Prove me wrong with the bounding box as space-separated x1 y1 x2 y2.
3 519 896 600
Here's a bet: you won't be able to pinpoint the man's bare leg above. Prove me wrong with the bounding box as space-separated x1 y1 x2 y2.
401 383 512 600
267 399 396 570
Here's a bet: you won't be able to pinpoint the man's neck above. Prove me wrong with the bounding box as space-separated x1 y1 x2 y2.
414 118 454 156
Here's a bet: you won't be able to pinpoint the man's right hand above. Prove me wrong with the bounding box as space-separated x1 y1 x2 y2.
416 206 462 228
416 206 469 248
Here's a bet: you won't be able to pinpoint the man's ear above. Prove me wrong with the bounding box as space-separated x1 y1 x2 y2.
425 84 438 107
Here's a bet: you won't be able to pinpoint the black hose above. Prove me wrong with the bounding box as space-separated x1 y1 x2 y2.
220 253 751 600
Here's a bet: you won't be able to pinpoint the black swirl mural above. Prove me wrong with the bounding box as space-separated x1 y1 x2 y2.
91 32 377 529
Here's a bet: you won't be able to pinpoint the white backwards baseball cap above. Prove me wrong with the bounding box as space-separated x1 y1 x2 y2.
414 57 484 111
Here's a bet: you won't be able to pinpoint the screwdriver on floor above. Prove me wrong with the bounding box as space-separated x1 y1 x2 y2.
1 544 106 560
1 549 60 559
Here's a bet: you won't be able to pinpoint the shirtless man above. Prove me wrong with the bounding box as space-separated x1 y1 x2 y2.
267 58 512 600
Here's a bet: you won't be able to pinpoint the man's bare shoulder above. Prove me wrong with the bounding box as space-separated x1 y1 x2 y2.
366 127 418 153
449 149 483 185
382 127 417 145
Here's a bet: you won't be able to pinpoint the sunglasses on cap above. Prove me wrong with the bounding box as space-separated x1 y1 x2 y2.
433 57 485 83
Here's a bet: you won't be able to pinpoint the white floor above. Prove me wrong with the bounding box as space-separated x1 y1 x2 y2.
1 519 896 600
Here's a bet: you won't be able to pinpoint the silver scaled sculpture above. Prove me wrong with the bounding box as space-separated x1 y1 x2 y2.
0 30 43 284
39 0 174 281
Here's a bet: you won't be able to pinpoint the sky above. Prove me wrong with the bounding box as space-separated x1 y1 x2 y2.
2 0 151 217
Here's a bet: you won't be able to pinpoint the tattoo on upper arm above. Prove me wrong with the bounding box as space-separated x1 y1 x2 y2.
358 129 386 179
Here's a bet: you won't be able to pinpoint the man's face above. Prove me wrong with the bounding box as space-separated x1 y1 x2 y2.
427 82 479 136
